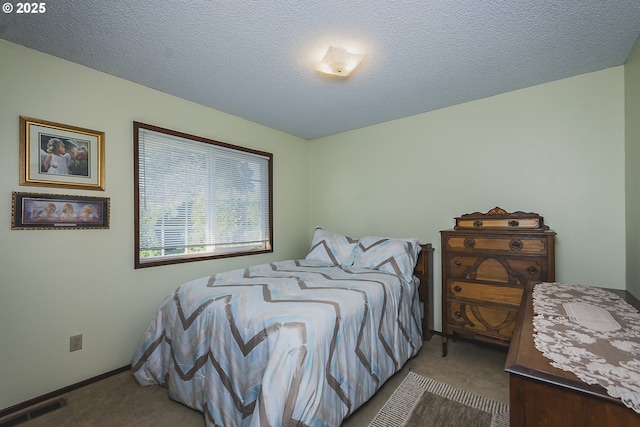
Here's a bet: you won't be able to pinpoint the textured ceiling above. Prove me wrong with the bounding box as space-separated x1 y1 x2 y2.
1 1 639 140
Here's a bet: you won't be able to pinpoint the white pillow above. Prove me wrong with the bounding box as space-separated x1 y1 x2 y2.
352 236 421 282
305 227 358 267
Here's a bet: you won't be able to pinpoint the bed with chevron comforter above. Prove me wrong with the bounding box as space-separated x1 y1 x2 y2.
131 258 424 426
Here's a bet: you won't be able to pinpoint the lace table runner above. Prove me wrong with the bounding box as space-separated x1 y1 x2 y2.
533 283 640 413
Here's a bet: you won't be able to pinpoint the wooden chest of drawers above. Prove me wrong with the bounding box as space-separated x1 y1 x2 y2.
506 284 640 426
440 207 555 356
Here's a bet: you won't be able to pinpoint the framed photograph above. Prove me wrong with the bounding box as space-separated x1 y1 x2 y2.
12 192 110 230
19 116 105 190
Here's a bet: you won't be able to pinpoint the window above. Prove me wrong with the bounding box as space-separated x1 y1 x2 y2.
134 122 273 268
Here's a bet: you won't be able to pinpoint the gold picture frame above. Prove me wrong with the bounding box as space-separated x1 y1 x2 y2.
19 116 105 190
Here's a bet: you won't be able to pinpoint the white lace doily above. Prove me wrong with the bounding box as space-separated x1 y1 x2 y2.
533 282 640 413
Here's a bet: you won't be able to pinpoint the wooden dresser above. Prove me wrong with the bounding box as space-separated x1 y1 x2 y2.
440 207 555 356
506 283 640 426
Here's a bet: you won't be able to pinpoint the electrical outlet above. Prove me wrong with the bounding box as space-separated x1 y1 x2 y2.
70 334 83 352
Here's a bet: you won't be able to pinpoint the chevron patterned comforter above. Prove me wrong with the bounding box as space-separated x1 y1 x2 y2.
132 259 423 426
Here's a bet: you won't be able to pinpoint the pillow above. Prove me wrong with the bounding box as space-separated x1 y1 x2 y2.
352 236 421 282
305 227 358 267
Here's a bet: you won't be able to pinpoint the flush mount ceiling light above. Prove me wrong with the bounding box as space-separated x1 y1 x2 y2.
315 46 365 77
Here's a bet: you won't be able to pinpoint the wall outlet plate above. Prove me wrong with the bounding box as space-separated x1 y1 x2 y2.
70 334 83 352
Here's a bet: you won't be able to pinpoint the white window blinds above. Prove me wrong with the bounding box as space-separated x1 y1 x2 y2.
134 123 272 268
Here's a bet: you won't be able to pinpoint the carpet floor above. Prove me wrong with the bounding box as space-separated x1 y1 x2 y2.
1 338 509 427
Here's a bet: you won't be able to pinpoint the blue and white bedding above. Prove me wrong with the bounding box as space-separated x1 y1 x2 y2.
131 258 423 426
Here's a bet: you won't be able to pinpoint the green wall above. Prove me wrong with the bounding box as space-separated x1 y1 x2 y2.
0 40 310 410
310 66 627 330
626 37 640 299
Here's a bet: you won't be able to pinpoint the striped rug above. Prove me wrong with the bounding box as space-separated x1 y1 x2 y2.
369 372 509 427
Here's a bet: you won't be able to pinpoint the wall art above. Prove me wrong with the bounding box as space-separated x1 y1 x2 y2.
12 192 110 230
19 116 105 190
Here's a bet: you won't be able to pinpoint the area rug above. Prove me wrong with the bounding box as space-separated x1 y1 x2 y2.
369 372 509 427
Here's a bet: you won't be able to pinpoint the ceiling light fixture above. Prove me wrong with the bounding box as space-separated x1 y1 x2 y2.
315 46 365 77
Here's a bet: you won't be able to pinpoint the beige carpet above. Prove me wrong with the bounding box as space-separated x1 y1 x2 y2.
369 372 509 427
0 338 509 427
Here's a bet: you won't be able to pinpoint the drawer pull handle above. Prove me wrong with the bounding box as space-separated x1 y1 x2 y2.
473 220 483 227
454 260 462 267
454 285 462 292
527 266 538 274
509 240 523 251
464 238 476 248
508 220 519 227
454 311 462 318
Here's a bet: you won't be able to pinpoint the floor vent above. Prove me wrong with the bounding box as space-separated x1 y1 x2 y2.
0 398 67 427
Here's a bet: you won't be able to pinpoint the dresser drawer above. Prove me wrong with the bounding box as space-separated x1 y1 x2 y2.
447 280 524 306
446 301 518 339
446 255 546 284
456 217 542 229
444 235 547 255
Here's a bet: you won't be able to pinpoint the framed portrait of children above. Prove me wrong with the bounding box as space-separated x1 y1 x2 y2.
19 116 105 191
12 192 110 230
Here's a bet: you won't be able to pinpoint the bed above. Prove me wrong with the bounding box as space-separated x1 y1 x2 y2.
131 228 433 426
